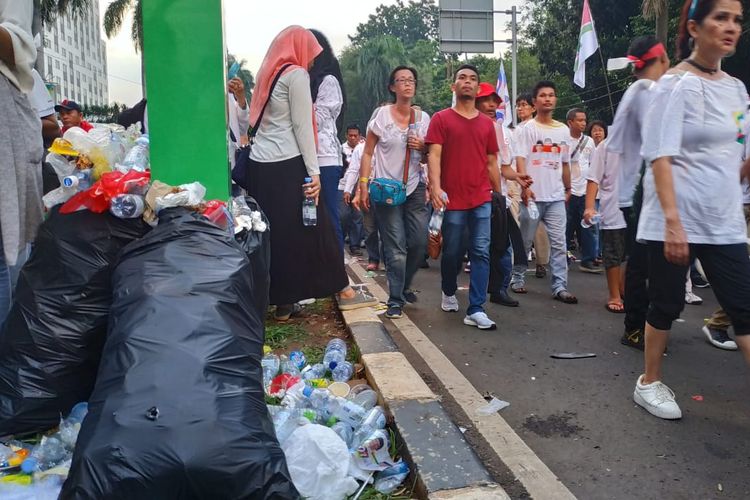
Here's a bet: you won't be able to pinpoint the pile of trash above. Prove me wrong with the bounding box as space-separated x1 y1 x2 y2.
264 340 410 498
0 403 87 499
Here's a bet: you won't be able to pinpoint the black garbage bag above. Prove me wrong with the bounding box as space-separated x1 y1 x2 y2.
235 196 271 318
61 209 298 500
0 207 150 437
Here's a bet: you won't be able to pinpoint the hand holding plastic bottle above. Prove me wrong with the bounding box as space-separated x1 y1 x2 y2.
303 175 321 206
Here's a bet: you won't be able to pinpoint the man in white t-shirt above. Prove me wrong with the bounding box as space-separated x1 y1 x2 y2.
512 80 577 304
565 108 598 273
339 124 365 255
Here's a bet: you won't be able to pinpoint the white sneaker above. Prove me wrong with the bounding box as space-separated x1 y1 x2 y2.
463 311 497 330
441 293 459 312
633 375 682 420
685 291 703 305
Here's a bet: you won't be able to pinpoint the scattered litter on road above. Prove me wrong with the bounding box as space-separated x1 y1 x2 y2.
692 395 704 402
718 483 723 492
550 352 596 359
459 426 467 434
531 376 537 381
477 397 510 416
675 318 685 323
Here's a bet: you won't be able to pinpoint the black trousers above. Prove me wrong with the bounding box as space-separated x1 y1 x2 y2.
622 206 649 332
489 193 526 295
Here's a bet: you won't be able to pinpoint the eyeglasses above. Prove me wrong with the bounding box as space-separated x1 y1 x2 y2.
394 78 417 85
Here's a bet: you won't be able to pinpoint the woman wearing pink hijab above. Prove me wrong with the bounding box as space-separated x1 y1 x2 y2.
246 26 377 320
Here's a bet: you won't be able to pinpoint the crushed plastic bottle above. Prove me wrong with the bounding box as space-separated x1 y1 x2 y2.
428 192 449 235
374 460 410 494
331 361 354 382
20 436 67 474
119 135 150 172
58 402 88 448
301 363 327 381
302 177 317 227
282 379 310 408
261 354 280 389
61 168 92 191
527 200 539 220
330 422 353 447
279 355 300 376
323 338 347 371
271 408 303 444
110 194 145 219
288 351 306 370
352 406 387 447
42 185 77 209
581 213 601 229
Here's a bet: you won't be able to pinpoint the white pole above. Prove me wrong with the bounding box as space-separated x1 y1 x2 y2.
511 5 518 126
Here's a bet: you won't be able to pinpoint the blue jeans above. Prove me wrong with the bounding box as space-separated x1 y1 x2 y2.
374 183 429 307
441 202 491 315
338 190 363 250
512 201 569 294
501 246 512 291
566 194 596 264
320 165 343 251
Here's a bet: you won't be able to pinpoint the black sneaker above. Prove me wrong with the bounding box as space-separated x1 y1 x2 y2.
349 247 363 257
403 290 418 304
490 291 519 307
579 261 603 274
702 325 738 350
385 304 403 319
621 328 644 351
691 273 710 288
535 264 547 278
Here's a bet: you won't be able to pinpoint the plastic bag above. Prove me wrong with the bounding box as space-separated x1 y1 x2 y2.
154 181 206 212
60 169 150 214
0 207 150 437
282 424 359 500
60 209 297 499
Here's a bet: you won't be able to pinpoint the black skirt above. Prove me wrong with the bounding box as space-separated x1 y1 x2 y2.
247 155 348 305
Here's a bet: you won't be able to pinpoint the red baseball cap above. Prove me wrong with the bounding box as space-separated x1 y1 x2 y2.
477 82 502 103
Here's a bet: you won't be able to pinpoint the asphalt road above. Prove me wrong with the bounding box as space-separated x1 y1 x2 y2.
376 259 750 500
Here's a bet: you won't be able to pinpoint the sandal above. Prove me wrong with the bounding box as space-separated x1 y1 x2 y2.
511 284 527 294
338 290 379 311
606 301 625 314
366 263 378 272
553 290 578 304
274 303 303 322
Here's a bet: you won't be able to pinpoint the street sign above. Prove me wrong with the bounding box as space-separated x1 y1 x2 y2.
439 0 494 54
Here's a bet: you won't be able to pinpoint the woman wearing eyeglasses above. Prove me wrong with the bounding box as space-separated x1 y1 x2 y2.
353 66 431 319
633 0 750 420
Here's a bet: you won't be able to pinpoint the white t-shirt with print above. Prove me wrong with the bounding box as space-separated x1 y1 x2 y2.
368 105 430 196
587 139 625 230
569 134 595 197
515 119 571 202
638 73 749 245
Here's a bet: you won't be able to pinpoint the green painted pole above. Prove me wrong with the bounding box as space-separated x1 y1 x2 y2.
142 0 230 200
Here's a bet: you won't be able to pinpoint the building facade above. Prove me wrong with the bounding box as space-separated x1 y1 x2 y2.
39 2 108 106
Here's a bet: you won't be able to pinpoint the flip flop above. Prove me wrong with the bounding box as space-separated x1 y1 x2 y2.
511 285 527 294
606 301 625 313
553 290 578 304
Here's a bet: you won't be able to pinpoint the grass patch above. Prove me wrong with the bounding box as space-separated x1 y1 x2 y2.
264 323 306 350
347 342 361 363
301 345 324 365
303 298 330 315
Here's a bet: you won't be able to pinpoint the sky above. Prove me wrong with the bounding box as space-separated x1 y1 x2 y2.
100 0 517 105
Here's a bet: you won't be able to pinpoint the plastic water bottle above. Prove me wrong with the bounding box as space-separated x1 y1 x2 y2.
302 177 317 226
110 194 145 219
271 408 303 444
323 338 347 371
279 355 300 376
59 402 88 448
21 436 67 473
329 397 367 427
120 135 150 172
527 200 539 220
331 422 353 447
581 213 602 229
301 363 327 381
348 385 378 410
62 168 92 190
374 461 410 494
331 361 354 382
428 192 448 236
281 379 310 408
261 354 280 388
289 351 306 370
352 406 387 447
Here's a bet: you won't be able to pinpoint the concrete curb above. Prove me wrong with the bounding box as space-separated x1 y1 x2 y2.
340 268 508 499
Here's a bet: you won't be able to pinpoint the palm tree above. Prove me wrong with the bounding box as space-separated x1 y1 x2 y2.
103 0 143 52
356 36 407 113
642 0 669 45
226 54 255 103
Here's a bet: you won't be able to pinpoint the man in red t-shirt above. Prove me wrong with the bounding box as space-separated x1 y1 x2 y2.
55 100 93 134
426 64 502 330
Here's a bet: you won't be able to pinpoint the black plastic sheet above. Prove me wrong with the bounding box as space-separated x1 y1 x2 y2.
61 209 297 499
0 207 150 437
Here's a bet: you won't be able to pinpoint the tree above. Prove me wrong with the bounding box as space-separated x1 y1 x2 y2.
38 0 90 24
642 0 669 44
349 0 439 49
103 0 143 52
80 103 128 123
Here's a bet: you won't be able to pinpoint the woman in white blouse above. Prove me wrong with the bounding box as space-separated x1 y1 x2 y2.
354 66 430 319
309 29 347 250
633 0 750 420
246 26 377 321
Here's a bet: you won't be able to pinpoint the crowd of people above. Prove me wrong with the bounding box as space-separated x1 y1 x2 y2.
2 0 749 425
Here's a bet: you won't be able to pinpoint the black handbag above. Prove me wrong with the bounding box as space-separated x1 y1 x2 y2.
231 63 292 190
